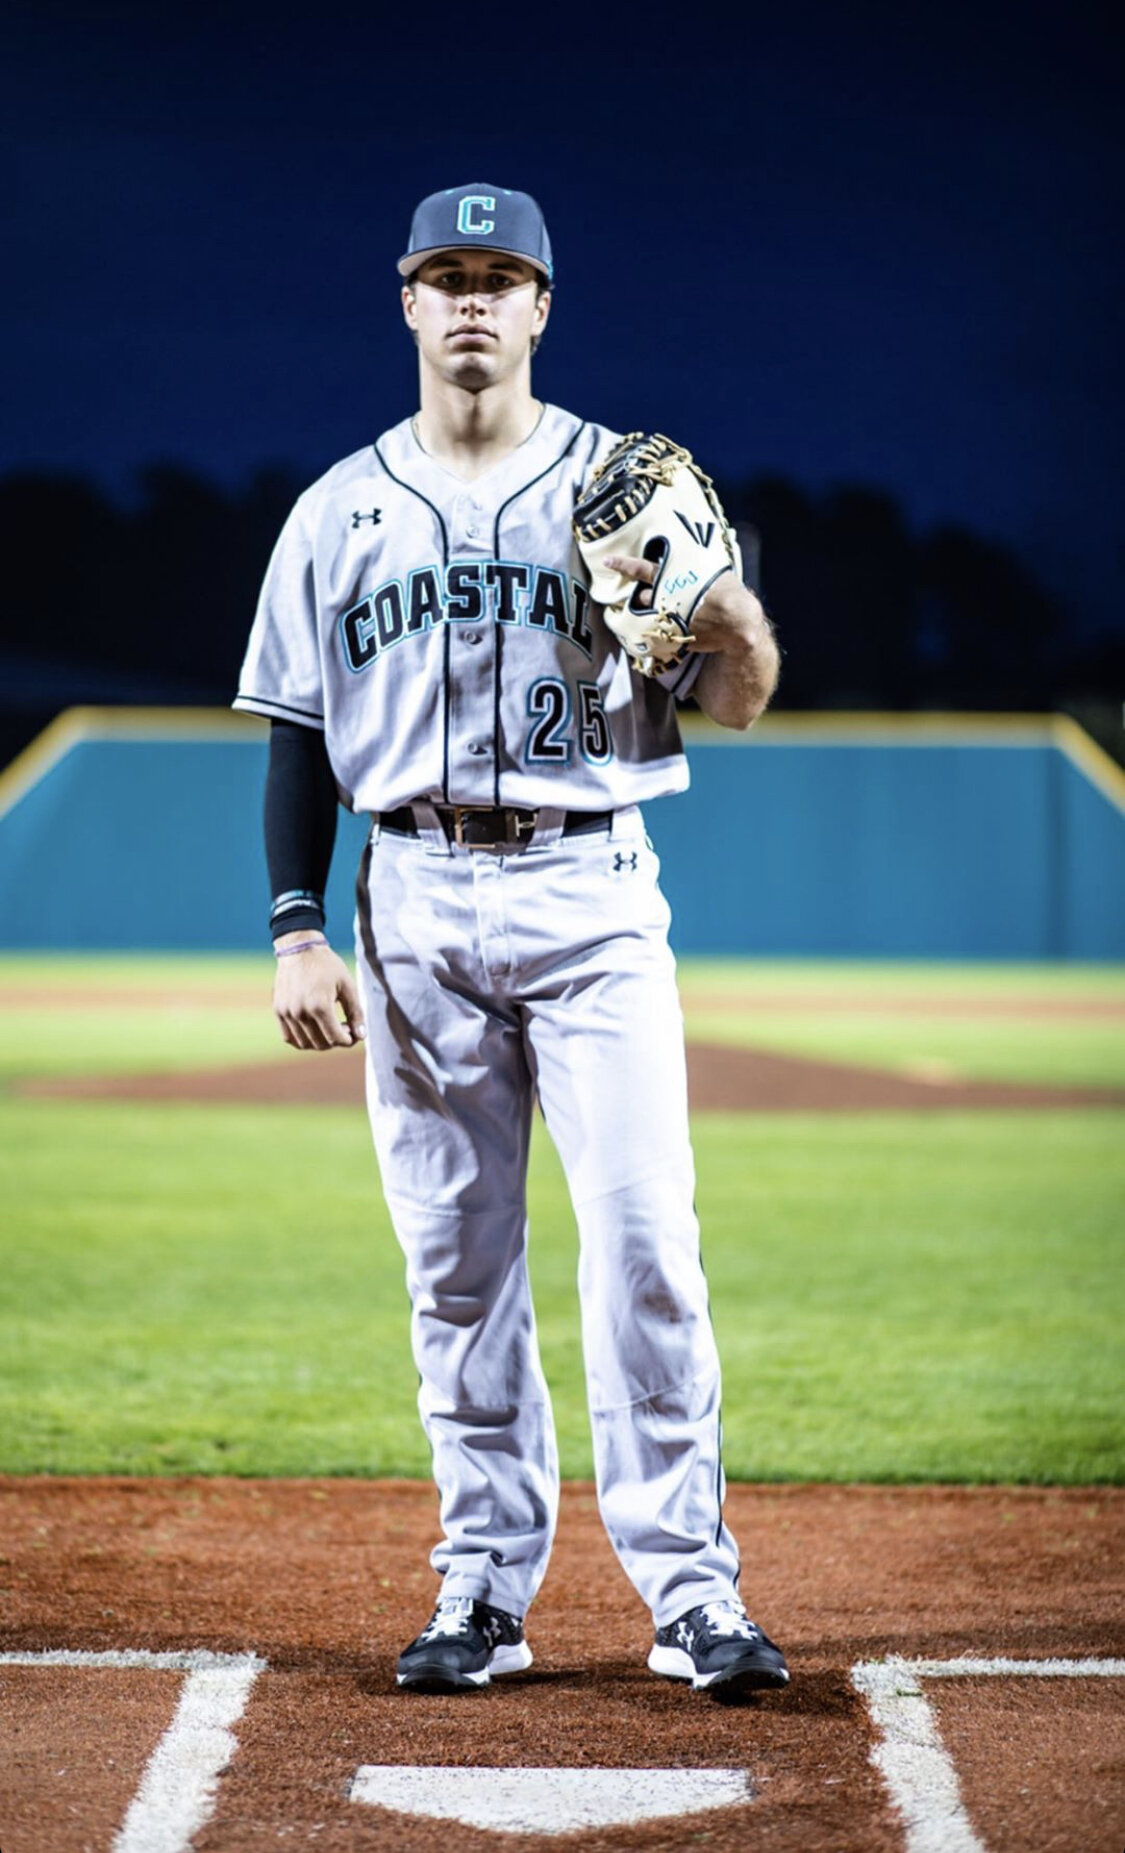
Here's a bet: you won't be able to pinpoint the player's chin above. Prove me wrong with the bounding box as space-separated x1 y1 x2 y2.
444 352 499 389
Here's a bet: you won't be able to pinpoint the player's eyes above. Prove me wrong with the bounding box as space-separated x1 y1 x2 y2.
426 268 524 294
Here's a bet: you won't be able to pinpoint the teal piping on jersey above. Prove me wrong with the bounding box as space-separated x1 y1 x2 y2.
487 419 589 806
371 441 452 802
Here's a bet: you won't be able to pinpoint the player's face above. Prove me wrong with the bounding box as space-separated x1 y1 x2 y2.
403 251 551 389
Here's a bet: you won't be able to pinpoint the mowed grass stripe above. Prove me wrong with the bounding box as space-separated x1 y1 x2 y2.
681 1009 1125 1088
2 956 1124 1088
674 959 1125 1000
2 952 1125 997
1 1101 1121 1482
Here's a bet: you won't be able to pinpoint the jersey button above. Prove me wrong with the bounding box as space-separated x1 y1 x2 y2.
466 741 488 756
463 631 481 645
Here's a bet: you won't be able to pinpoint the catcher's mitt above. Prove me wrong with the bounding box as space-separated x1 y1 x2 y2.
572 432 742 676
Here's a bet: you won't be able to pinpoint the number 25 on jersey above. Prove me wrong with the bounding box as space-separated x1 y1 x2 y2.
526 680 612 766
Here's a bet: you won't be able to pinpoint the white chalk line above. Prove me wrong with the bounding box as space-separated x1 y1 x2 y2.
0 1648 261 1672
350 1765 753 1835
9 1647 1120 1849
851 1654 1125 1853
0 1648 265 1853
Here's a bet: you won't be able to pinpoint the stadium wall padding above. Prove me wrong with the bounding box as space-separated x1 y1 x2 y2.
0 711 1122 957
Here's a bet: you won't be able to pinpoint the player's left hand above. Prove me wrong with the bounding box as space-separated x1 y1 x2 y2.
601 554 764 654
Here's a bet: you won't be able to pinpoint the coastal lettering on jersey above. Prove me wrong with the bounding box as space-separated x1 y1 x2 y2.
340 561 593 672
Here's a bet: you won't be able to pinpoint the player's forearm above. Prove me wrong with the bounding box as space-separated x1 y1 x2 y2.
265 720 339 939
692 586 780 731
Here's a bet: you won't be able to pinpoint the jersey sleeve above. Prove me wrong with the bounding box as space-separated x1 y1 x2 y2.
232 499 325 728
654 650 705 701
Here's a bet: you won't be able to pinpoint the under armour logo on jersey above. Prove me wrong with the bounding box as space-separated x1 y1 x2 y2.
613 851 638 873
675 511 715 548
352 509 382 528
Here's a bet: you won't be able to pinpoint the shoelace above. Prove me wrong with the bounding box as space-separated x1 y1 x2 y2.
420 1597 475 1640
700 1600 759 1640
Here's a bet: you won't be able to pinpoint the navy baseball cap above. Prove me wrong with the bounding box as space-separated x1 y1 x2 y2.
398 184 553 284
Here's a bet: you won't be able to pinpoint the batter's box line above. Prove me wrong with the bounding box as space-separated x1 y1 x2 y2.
0 1648 266 1853
850 1653 1125 1853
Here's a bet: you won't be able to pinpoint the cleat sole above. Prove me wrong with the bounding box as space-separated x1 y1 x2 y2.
648 1642 789 1690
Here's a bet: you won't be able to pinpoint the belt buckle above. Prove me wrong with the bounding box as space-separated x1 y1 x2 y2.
509 809 538 846
450 805 476 848
450 805 538 849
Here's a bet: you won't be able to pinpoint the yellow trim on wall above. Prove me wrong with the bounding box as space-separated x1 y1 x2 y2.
1050 715 1125 816
678 711 1054 746
2 704 1123 821
0 706 266 822
0 709 93 819
51 705 266 740
677 709 1125 817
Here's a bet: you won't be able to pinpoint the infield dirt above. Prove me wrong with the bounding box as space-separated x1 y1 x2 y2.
2 1479 1122 1852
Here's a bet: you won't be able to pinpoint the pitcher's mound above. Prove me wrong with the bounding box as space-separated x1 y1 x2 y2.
19 1043 1125 1112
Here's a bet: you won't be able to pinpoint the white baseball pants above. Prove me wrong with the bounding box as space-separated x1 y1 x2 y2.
354 804 741 1628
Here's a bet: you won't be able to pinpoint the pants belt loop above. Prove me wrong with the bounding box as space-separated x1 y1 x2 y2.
530 806 567 848
411 799 453 856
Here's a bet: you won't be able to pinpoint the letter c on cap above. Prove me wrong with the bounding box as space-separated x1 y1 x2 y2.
457 195 496 234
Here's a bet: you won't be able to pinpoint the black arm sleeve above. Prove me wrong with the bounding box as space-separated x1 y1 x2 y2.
264 719 339 939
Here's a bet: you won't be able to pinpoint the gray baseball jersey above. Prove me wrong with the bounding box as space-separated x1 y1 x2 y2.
236 396 748 1644
233 403 703 808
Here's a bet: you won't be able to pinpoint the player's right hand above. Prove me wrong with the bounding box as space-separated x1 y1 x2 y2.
272 935 367 1051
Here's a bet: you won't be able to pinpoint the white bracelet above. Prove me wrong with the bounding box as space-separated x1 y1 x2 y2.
274 938 328 958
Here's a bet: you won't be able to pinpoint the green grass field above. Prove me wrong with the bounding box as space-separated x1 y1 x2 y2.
677 960 1125 1088
1 956 1122 1482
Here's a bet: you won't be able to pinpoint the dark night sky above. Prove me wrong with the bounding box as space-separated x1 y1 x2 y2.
4 0 1122 638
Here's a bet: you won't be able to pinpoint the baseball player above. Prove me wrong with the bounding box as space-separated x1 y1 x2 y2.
234 184 788 1697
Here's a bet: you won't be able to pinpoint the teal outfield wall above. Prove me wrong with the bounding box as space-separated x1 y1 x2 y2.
1 711 1123 957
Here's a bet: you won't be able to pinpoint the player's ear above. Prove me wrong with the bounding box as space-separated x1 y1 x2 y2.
402 282 418 328
530 285 551 357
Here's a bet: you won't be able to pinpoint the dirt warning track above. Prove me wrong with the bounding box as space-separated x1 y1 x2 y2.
1 1479 1122 1852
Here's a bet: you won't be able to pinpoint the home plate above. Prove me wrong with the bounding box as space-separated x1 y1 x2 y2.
350 1765 753 1834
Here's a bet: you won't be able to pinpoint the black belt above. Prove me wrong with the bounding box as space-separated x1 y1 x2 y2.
378 804 614 848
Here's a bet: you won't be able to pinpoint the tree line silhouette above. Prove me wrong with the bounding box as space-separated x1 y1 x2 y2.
0 464 1117 757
